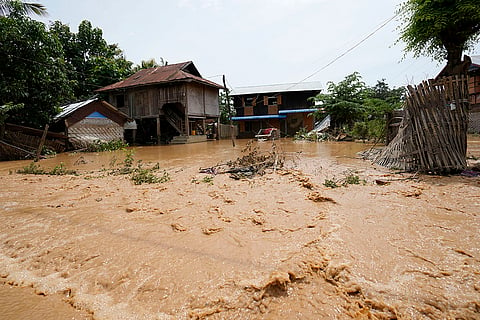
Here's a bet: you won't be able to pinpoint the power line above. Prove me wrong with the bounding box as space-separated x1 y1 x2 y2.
286 14 399 91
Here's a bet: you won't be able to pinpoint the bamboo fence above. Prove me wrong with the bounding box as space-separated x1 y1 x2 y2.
374 75 469 174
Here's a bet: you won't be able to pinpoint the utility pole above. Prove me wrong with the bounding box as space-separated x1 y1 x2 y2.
223 75 235 147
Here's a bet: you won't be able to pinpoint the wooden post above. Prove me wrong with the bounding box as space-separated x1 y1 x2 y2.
223 75 235 147
156 115 161 145
35 124 49 162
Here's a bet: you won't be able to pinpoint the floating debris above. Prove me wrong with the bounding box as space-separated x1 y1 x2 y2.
199 141 285 179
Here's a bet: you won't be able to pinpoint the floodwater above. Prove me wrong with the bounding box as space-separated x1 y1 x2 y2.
0 138 479 319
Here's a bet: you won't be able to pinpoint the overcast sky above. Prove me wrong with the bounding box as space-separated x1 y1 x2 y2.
40 0 480 90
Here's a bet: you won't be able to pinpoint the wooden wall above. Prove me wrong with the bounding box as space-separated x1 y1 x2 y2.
108 83 219 120
186 82 220 118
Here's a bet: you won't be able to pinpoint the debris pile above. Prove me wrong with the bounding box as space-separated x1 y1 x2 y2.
200 141 285 179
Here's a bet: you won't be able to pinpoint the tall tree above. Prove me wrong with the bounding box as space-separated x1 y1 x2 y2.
313 72 368 129
398 0 480 76
0 10 72 128
0 0 46 17
50 20 133 99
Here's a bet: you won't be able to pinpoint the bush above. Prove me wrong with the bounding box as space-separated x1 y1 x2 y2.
84 139 129 152
352 122 368 140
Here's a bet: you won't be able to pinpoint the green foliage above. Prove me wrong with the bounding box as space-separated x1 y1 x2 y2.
0 13 73 128
312 75 405 141
323 172 366 188
312 72 368 129
219 90 235 124
352 122 369 141
84 139 129 152
49 162 76 175
294 127 331 141
323 179 340 188
49 20 133 99
123 149 135 168
108 150 170 185
131 166 170 185
201 176 214 185
132 58 167 73
17 162 45 174
41 145 56 156
398 0 480 68
17 161 76 175
0 0 47 17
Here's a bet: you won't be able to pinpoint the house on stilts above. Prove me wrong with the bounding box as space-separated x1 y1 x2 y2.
96 61 223 144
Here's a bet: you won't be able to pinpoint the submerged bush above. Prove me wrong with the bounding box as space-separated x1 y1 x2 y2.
131 166 170 185
17 162 76 175
84 139 129 152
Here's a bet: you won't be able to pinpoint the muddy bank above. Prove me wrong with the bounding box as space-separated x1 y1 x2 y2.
0 139 479 319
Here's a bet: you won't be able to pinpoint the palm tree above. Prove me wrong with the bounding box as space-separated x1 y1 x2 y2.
0 0 47 17
132 58 167 73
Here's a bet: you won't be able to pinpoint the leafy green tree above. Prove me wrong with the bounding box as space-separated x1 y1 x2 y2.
0 0 46 17
0 10 73 128
312 74 405 140
50 20 133 99
313 72 368 129
0 103 23 138
398 0 480 76
219 90 234 124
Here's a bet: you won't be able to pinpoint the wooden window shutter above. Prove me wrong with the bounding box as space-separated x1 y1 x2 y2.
263 96 268 105
277 95 282 105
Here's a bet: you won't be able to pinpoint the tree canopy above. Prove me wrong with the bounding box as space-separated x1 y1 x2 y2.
0 0 47 17
0 10 73 128
0 5 135 128
398 0 480 75
312 73 405 140
50 20 133 99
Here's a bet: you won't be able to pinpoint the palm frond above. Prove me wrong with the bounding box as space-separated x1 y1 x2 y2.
0 0 47 17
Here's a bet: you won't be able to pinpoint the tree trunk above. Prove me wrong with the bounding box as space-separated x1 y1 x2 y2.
437 41 471 78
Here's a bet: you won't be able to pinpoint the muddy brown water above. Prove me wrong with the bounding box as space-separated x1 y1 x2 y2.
0 138 479 319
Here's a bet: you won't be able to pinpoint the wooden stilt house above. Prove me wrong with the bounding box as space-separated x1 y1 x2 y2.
96 61 223 144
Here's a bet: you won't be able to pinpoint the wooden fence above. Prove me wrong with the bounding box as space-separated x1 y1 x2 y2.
374 75 469 174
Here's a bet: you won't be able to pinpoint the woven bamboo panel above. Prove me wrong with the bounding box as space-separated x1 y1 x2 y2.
69 119 123 148
374 75 469 173
468 111 480 133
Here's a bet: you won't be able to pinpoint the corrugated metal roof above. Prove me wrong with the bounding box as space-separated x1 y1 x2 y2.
471 55 480 68
231 115 286 121
96 61 223 92
54 98 98 121
231 81 322 96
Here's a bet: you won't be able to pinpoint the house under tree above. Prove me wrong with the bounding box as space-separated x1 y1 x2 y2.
96 61 223 144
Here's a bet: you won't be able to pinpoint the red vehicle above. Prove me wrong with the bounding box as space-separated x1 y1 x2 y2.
254 128 280 140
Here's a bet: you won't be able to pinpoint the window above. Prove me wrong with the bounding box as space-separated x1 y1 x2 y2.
116 95 125 108
245 97 254 107
116 94 125 108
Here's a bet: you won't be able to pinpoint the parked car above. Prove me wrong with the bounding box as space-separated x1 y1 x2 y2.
254 128 280 140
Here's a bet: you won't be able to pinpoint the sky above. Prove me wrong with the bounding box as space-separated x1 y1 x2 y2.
39 0 480 90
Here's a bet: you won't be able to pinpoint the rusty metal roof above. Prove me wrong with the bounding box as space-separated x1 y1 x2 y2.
231 81 322 96
96 61 223 92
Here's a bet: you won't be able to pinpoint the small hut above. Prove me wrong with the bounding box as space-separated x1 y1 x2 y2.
52 98 130 149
